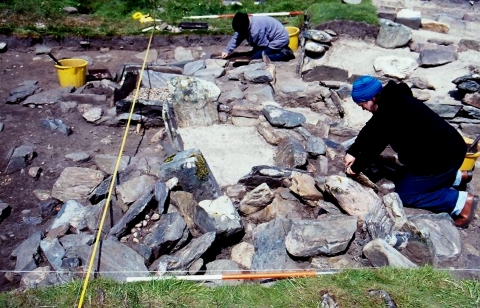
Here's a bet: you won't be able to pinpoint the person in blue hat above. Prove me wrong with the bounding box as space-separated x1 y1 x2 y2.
344 75 477 228
221 12 295 62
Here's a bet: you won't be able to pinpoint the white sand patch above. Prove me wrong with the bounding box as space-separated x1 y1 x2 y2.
177 124 276 187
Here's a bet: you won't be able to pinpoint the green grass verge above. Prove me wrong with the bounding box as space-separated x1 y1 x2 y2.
307 0 379 26
0 267 478 308
0 0 378 37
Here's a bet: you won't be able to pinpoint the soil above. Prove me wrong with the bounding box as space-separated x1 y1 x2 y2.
1 9 480 291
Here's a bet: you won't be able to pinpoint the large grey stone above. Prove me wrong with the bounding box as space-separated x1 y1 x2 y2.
197 196 243 238
23 87 73 106
143 212 189 259
363 238 418 268
408 213 461 262
238 165 298 189
117 174 157 204
285 216 357 257
376 19 412 49
152 231 216 272
263 105 306 128
418 48 458 67
154 148 221 203
167 76 220 127
108 191 155 238
40 238 65 270
425 102 462 119
49 200 86 230
5 80 38 104
302 65 348 82
12 231 43 272
373 55 418 79
275 138 308 169
302 30 333 43
71 237 149 281
395 9 421 30
51 167 105 202
324 175 382 222
251 218 299 270
5 145 35 174
226 62 266 80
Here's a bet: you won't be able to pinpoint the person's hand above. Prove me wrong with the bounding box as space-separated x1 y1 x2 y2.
221 52 228 59
344 153 355 168
344 154 357 175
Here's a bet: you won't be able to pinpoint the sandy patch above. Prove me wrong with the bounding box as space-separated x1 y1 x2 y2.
178 124 276 187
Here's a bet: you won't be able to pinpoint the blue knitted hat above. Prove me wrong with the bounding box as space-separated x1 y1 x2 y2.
351 76 383 103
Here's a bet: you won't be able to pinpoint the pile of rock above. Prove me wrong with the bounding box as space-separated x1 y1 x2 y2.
6 140 462 288
2 25 478 289
4 1 480 302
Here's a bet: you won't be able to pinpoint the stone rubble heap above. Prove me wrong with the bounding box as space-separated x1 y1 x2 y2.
2 14 480 289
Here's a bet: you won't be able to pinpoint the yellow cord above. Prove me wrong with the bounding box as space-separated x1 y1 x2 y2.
76 29 155 308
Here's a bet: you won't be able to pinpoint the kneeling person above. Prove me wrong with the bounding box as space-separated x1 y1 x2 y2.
344 75 478 228
221 12 295 62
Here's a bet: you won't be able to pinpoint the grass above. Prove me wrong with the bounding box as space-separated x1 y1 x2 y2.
0 0 379 37
0 267 479 307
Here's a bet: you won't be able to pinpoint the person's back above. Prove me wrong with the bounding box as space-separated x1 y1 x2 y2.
222 12 294 62
247 16 289 49
376 80 466 175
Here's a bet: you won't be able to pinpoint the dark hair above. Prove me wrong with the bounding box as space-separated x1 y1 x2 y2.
232 12 249 33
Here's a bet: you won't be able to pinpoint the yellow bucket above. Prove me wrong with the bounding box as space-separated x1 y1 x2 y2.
285 26 300 51
55 58 88 88
461 137 480 171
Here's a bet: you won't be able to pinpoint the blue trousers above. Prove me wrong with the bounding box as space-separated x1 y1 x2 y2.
250 46 295 61
395 166 459 214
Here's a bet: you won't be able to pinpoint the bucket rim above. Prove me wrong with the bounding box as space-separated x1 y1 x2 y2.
55 58 89 68
465 153 480 157
285 26 300 35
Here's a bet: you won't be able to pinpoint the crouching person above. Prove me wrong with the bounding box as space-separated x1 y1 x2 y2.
221 12 295 62
344 75 478 228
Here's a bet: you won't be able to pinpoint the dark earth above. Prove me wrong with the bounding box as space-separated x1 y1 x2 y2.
1 6 480 291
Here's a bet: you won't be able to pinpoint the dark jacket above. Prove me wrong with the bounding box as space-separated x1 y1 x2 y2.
347 80 466 176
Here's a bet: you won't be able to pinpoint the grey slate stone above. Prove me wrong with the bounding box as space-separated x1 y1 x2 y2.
424 102 462 119
143 212 189 259
302 65 349 82
71 237 149 281
155 148 221 203
275 138 308 169
40 237 65 271
5 80 38 104
418 48 458 67
5 145 35 174
23 87 74 106
376 19 412 49
12 231 43 272
251 218 299 271
40 118 72 136
263 105 306 128
108 191 155 239
238 165 298 189
152 231 216 272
